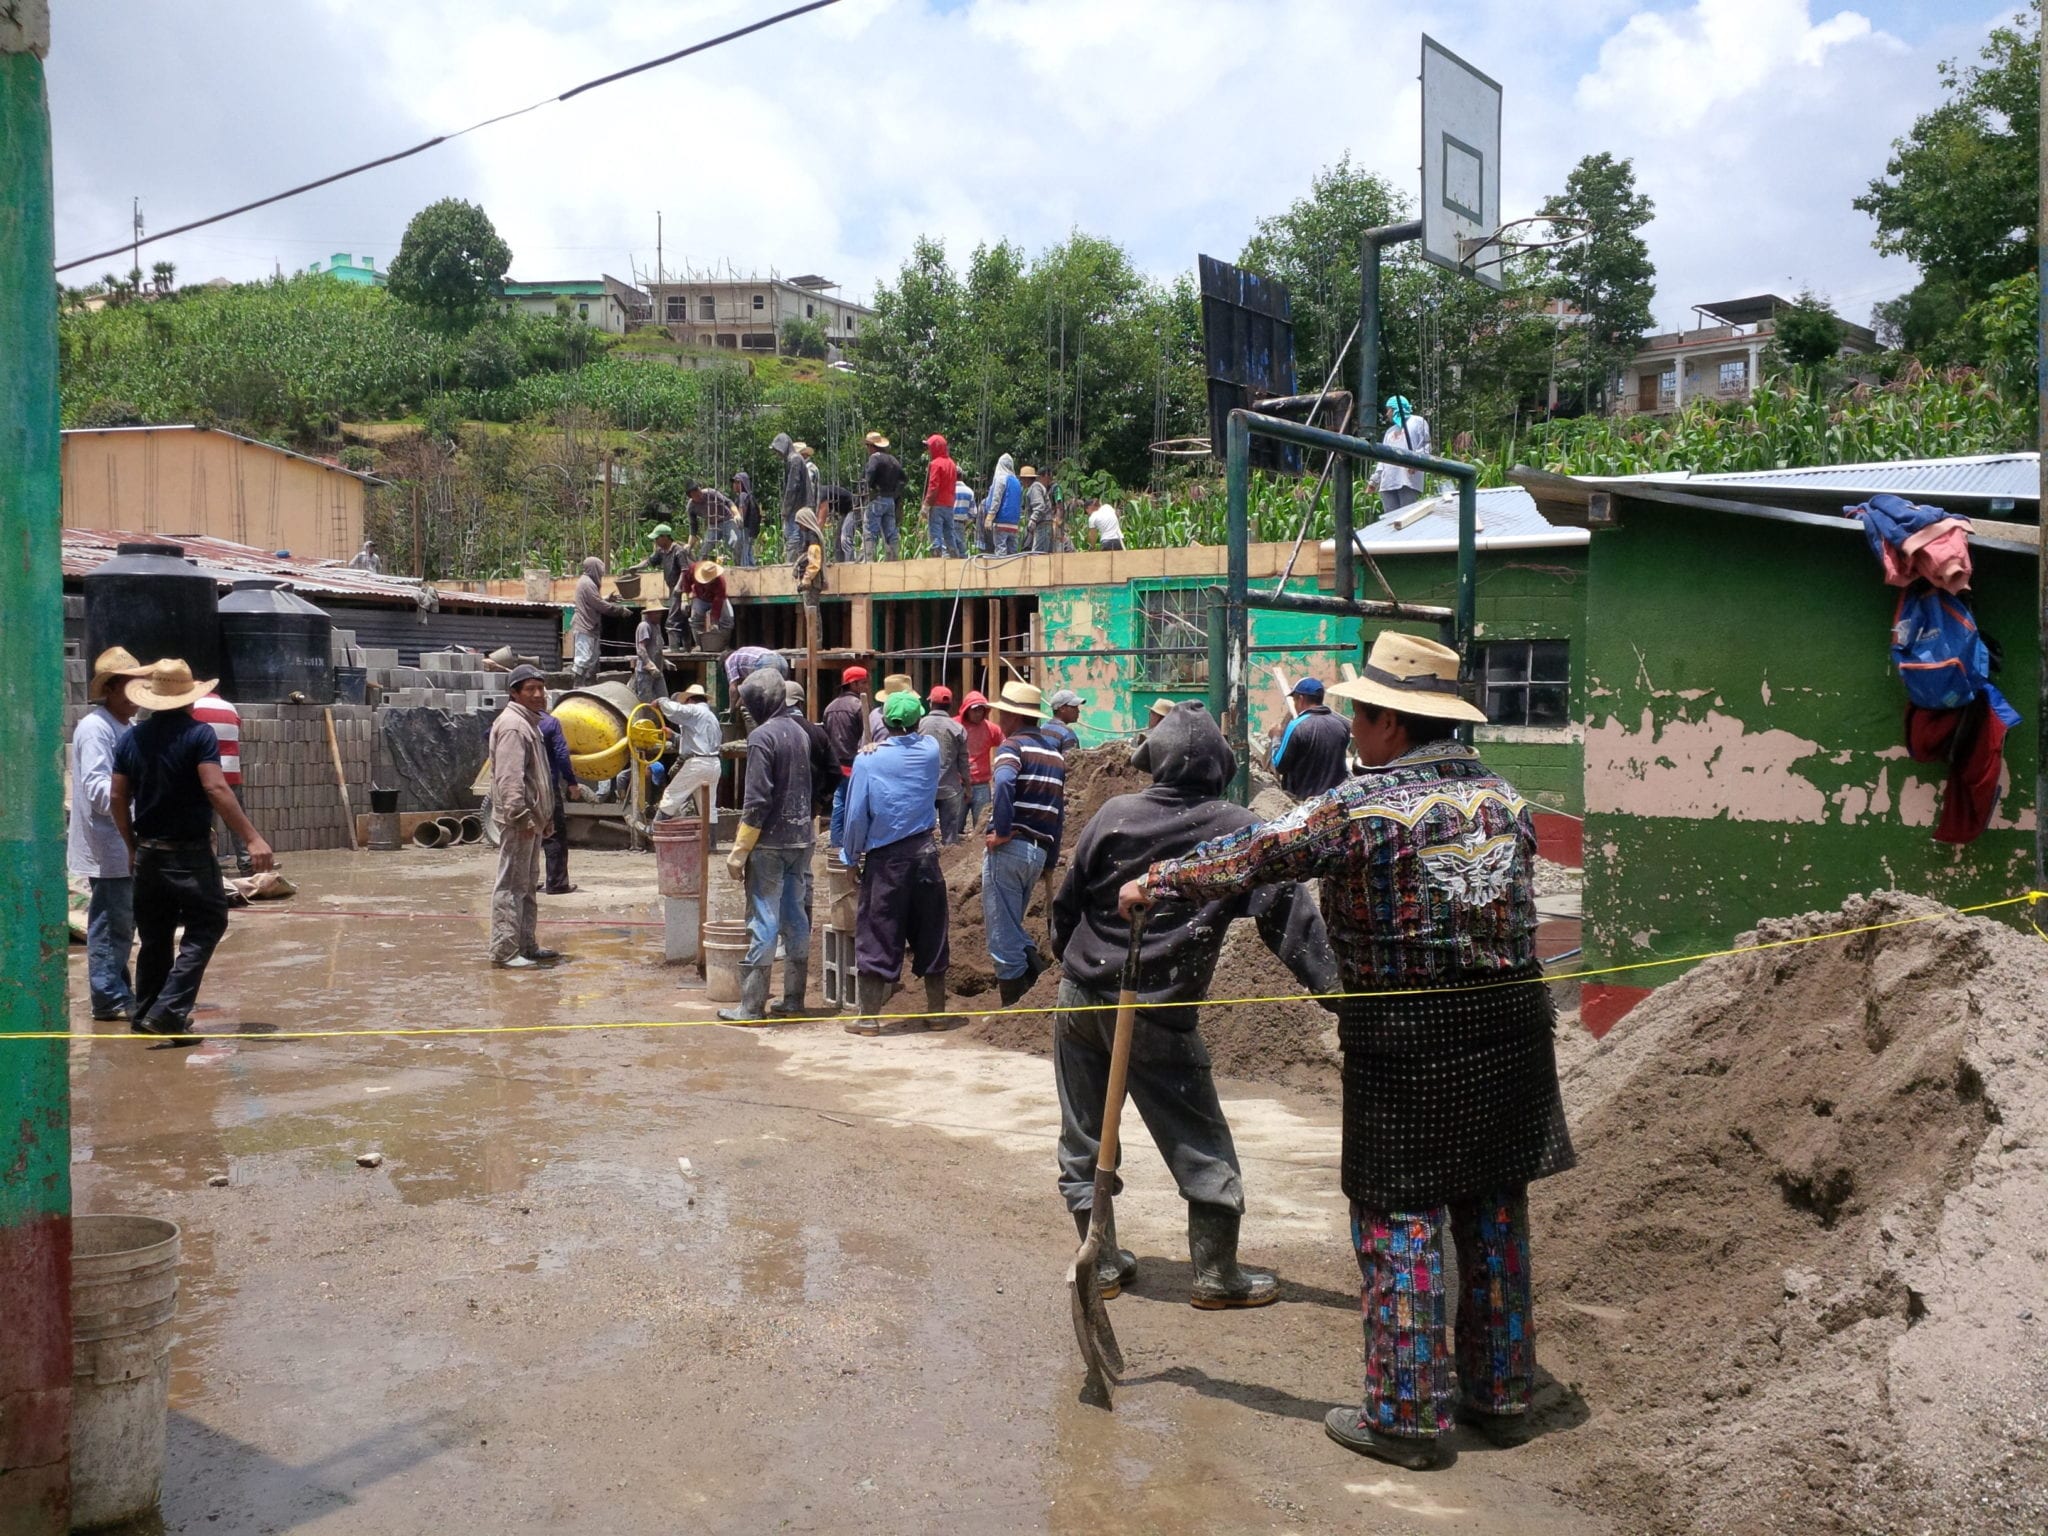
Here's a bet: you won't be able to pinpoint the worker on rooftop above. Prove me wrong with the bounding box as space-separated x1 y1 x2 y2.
571 556 632 686
1053 702 1336 1305
861 431 907 562
1021 465 1056 554
632 600 667 704
348 538 383 573
923 435 962 558
632 524 688 646
1370 395 1432 514
841 687 949 1038
771 433 806 561
1119 631 1573 1471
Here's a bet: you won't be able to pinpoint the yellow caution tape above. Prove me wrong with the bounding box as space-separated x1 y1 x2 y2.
13 892 2041 1043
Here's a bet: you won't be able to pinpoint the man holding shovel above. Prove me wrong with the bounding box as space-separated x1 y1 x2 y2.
1119 633 1574 1470
1052 703 1335 1304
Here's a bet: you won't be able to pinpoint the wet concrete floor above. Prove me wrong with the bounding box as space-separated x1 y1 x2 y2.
70 849 1606 1534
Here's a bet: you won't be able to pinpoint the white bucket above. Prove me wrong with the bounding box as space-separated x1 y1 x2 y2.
703 919 750 1003
71 1214 180 1531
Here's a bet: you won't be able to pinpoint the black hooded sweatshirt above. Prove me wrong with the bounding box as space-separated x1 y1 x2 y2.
1050 703 1337 1024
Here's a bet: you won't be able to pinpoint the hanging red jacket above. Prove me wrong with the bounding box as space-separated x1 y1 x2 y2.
1904 695 2017 845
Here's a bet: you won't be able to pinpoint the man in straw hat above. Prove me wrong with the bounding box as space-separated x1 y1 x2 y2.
1053 702 1336 1304
841 686 950 1037
70 647 148 1020
632 600 668 705
1019 464 1055 554
109 658 274 1035
1119 631 1574 1470
860 430 906 562
982 681 1066 1005
681 557 735 651
657 683 723 824
866 672 915 746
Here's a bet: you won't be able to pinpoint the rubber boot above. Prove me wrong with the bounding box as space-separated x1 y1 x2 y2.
767 959 810 1018
842 973 890 1036
1187 1203 1279 1309
1072 1207 1138 1297
921 973 947 1030
717 964 772 1025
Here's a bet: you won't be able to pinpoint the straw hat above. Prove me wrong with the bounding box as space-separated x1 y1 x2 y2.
993 680 1047 719
125 657 215 712
1147 697 1175 722
794 442 815 459
874 672 914 699
89 645 146 700
863 431 890 449
1017 465 1040 481
681 683 708 700
1326 632 1485 722
693 559 724 584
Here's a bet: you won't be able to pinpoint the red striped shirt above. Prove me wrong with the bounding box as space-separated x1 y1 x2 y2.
192 695 241 785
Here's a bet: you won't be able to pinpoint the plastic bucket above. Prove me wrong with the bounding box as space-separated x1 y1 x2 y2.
334 665 368 705
703 919 750 1004
651 817 704 899
71 1215 180 1531
368 787 399 814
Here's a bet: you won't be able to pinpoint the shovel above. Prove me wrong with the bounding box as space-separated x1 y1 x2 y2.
1069 908 1147 1407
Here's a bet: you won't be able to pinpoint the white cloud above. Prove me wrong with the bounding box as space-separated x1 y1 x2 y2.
46 0 2009 336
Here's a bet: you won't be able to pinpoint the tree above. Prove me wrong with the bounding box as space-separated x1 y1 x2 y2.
780 317 828 358
386 198 512 332
1541 152 1657 415
1854 1 2038 354
1238 154 1407 390
150 260 176 296
1773 291 1845 369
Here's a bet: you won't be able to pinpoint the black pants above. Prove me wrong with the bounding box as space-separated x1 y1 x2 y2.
134 843 231 1026
854 832 949 981
543 797 571 892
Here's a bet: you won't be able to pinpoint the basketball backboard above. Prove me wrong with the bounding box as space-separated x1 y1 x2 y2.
1420 36 1503 291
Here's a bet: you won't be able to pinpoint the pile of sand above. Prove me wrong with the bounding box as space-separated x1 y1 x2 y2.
1534 891 2048 1534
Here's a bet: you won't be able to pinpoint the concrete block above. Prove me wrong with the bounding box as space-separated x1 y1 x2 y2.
362 648 401 670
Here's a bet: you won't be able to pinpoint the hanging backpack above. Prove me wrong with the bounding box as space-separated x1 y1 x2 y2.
1891 584 1994 711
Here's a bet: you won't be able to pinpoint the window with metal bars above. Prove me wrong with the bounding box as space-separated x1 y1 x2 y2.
1479 640 1569 727
1136 587 1212 688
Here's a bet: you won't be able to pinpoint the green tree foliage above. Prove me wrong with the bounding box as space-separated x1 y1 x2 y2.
781 317 829 358
1541 152 1657 414
1772 291 1846 369
1856 1 2039 357
386 198 513 332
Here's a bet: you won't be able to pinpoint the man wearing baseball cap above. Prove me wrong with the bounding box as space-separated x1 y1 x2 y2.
110 658 274 1034
1045 688 1085 729
822 666 870 862
1269 675 1351 799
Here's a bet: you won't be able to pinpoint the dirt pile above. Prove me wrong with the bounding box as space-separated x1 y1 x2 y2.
1534 891 2048 1535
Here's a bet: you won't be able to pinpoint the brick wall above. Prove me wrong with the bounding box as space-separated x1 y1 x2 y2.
232 703 375 854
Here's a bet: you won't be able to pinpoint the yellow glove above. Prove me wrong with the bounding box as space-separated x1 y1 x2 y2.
726 822 761 881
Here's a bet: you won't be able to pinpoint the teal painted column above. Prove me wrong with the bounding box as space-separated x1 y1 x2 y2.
0 10 73 1532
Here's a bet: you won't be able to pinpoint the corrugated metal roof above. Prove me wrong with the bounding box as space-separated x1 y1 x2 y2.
1639 453 2038 505
1353 485 1589 553
60 530 556 612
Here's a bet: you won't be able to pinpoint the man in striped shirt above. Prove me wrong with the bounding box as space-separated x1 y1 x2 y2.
982 681 1066 1005
193 691 251 874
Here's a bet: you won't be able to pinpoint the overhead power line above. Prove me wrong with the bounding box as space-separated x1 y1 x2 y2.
55 0 842 275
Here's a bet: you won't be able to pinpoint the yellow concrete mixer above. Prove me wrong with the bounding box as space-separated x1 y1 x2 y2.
550 681 669 841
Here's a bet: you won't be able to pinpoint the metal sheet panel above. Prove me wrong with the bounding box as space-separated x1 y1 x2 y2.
1198 255 1299 473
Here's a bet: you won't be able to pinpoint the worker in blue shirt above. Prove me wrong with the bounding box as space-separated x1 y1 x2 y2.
1269 676 1352 798
842 688 950 1037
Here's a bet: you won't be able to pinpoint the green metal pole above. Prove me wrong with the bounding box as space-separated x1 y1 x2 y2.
1456 474 1478 651
1225 411 1251 804
1 11 74 1532
1205 599 1228 725
1356 220 1422 477
2035 45 2045 890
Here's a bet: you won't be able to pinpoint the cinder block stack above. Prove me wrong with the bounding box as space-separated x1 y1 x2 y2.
232 702 375 854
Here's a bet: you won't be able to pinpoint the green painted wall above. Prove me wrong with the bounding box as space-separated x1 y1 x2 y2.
1581 501 2037 981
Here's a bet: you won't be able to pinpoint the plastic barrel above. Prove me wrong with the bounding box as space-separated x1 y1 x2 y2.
71 1215 180 1531
651 817 704 898
367 812 401 851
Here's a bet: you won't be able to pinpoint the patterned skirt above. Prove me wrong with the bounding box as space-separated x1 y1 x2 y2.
1336 972 1575 1209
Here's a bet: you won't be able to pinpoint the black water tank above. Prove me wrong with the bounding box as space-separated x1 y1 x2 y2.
82 540 221 680
219 579 335 703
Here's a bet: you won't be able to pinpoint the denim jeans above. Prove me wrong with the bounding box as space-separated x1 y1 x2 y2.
730 524 756 567
981 836 1047 980
85 875 136 1018
992 527 1019 556
967 781 992 831
928 505 961 558
935 786 966 845
863 496 898 560
133 843 231 1026
829 778 850 859
744 842 813 970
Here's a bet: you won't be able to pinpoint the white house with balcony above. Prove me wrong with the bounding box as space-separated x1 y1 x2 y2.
641 272 874 354
1615 295 1878 417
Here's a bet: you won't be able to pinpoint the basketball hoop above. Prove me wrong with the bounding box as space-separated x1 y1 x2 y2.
1456 215 1593 275
1149 436 1214 460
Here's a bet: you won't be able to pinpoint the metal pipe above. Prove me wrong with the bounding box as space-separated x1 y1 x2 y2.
1358 219 1422 444
1332 458 1354 601
1200 586 1452 622
1225 412 1252 802
1232 409 1475 482
0 24 73 1528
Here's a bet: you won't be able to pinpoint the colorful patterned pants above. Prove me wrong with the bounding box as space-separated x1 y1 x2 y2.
1348 1188 1533 1440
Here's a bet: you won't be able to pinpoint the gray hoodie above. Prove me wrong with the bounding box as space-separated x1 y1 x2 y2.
573 556 627 639
738 665 815 847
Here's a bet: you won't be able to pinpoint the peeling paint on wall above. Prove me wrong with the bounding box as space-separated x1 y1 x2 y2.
1584 708 1828 822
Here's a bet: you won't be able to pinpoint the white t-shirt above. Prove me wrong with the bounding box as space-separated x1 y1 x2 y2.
1086 504 1124 544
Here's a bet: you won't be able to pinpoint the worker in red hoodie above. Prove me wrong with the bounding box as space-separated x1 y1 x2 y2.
960 690 1005 831
923 434 962 558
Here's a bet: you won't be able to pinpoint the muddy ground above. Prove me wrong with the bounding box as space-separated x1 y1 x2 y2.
69 848 1606 1535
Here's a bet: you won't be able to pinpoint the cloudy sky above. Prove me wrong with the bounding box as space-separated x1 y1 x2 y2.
48 0 2018 331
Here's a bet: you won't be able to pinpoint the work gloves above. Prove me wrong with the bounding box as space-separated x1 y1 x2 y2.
726 822 761 881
